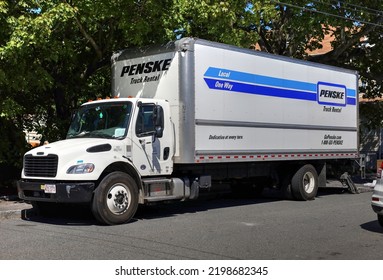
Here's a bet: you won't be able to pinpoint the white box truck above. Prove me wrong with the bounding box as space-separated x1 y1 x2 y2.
18 38 359 224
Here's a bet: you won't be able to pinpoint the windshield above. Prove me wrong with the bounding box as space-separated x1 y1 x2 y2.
66 101 132 139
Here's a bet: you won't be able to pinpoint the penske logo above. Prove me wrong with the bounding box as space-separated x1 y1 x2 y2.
120 59 172 77
320 90 344 99
317 82 346 106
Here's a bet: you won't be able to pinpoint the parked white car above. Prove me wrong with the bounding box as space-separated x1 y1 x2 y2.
371 178 383 227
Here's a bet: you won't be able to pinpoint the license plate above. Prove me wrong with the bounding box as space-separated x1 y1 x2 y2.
42 184 56 194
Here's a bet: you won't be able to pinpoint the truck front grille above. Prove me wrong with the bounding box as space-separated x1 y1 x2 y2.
24 154 58 177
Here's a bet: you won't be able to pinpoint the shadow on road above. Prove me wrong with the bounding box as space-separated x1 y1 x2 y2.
21 204 97 226
20 187 356 226
360 220 383 234
21 189 284 226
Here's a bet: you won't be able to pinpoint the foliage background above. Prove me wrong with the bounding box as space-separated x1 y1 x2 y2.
1 0 382 182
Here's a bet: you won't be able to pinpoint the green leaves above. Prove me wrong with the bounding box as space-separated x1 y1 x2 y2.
0 1 7 14
165 0 263 46
0 0 382 168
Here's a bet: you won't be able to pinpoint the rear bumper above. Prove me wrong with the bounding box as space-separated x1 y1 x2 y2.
17 180 95 203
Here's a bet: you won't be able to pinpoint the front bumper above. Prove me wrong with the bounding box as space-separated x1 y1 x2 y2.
17 180 95 203
372 181 383 215
372 203 383 215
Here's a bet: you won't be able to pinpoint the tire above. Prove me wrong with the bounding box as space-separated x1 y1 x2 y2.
378 214 383 228
92 172 139 225
291 164 318 201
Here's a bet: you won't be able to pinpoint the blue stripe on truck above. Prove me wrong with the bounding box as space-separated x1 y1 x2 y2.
204 78 317 101
204 67 317 92
204 67 357 105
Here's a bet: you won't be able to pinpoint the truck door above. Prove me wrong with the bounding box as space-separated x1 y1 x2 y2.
131 102 174 176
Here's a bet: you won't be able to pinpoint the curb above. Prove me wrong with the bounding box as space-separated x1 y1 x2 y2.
0 209 31 220
0 208 36 220
0 196 35 221
357 186 374 193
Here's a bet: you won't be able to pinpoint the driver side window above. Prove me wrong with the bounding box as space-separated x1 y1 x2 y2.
135 105 155 136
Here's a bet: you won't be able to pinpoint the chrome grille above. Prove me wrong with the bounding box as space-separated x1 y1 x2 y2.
24 154 58 177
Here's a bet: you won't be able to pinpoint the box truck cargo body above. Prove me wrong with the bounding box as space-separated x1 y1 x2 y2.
18 38 359 224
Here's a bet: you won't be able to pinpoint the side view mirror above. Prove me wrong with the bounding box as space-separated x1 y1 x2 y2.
153 105 164 138
155 126 163 138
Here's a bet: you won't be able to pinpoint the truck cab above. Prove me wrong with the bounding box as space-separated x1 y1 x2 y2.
18 97 176 224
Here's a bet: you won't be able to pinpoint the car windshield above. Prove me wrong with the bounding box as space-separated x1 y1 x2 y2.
66 101 132 139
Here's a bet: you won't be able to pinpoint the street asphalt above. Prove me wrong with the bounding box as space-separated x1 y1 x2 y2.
0 182 375 221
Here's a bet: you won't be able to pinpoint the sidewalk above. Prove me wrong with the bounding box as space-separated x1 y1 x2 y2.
0 196 34 220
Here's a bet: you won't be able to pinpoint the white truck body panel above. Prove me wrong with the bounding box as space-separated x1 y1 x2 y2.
112 38 358 164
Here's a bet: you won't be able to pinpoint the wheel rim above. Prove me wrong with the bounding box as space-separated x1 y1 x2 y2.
106 183 131 215
303 172 315 194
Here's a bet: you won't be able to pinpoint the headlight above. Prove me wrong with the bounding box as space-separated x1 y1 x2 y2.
67 163 95 174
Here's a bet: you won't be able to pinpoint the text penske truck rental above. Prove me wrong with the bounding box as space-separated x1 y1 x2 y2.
18 38 359 224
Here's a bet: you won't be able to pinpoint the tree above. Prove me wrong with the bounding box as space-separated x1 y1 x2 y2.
0 0 175 179
1 0 383 174
167 0 383 97
0 0 173 142
256 1 383 99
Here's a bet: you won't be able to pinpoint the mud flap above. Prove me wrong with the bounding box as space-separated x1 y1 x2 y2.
340 172 360 194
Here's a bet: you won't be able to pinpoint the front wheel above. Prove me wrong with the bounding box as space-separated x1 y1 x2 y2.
92 172 139 225
291 164 318 201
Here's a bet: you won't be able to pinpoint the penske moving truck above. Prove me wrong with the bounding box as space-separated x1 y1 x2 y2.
18 38 359 224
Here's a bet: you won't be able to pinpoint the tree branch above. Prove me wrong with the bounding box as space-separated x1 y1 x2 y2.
63 0 103 60
308 15 383 63
73 15 103 60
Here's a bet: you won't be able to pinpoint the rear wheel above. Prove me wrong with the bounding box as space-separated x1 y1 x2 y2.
291 164 318 201
92 172 138 225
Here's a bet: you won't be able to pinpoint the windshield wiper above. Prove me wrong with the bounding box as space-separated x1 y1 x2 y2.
67 131 91 139
88 131 114 139
67 131 114 139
